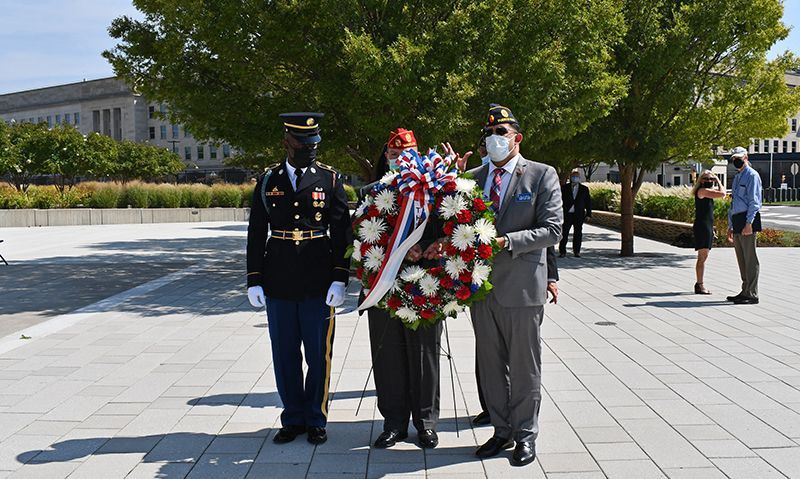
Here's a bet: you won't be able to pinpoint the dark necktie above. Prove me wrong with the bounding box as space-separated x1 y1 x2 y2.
295 168 303 191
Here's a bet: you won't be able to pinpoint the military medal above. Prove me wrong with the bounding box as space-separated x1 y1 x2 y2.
315 212 322 221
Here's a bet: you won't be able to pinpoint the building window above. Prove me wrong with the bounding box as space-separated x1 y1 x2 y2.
47 116 52 127
148 106 155 119
65 113 71 124
754 141 759 153
764 139 769 152
149 127 156 139
92 110 100 132
223 144 231 158
37 117 43 124
160 104 167 115
774 140 779 152
160 125 167 139
172 125 179 139
184 127 190 138
185 146 192 161
74 112 80 125
28 117 33 123
793 119 797 132
783 140 788 152
210 145 217 159
55 114 61 124
793 141 797 153
197 145 204 160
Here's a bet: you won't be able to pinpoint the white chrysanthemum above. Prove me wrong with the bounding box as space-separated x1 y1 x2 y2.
400 265 426 283
473 218 496 244
374 189 396 214
355 196 373 217
363 246 385 272
396 307 418 323
445 257 467 279
358 217 386 244
451 224 476 251
472 261 491 285
455 178 477 194
380 172 398 185
439 195 467 220
419 274 439 296
389 279 401 293
352 240 362 262
443 301 463 316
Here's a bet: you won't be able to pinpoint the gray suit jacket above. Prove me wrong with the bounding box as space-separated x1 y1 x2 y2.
469 155 563 307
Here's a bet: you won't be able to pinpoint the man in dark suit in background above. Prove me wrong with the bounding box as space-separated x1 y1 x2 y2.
559 169 592 258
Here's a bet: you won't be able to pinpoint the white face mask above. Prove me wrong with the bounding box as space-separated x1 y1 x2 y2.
485 135 511 163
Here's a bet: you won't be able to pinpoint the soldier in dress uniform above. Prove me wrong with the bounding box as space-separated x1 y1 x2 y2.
246 112 353 445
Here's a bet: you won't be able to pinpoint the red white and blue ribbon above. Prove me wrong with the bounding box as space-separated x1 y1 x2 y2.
359 148 457 310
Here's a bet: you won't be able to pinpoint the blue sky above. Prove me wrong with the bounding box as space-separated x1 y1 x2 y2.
1 0 799 95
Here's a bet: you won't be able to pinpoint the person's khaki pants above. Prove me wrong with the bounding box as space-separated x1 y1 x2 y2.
733 233 759 298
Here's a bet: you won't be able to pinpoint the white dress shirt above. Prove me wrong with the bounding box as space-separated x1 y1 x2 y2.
482 154 520 210
284 160 308 191
569 183 578 213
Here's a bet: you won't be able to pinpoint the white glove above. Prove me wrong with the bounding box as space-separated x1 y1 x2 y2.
325 281 346 307
247 286 265 308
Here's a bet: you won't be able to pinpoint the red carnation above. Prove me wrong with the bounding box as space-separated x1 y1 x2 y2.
460 247 476 263
440 276 454 289
443 182 457 193
356 267 364 279
413 295 427 307
378 232 390 246
473 197 487 212
445 243 458 257
387 296 402 310
459 271 473 284
478 244 493 259
456 210 472 224
429 296 442 306
429 266 443 276
443 221 455 236
366 274 377 287
456 286 471 300
385 214 397 226
367 205 380 217
404 283 416 294
420 310 435 320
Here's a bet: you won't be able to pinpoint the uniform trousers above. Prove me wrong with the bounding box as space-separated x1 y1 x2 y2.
368 307 442 433
471 293 543 443
266 295 335 428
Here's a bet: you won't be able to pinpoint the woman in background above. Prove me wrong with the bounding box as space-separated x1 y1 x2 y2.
692 171 727 294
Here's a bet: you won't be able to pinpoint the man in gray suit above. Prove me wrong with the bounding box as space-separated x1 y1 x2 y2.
468 104 563 466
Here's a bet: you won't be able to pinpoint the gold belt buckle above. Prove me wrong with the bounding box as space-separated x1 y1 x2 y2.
292 230 304 242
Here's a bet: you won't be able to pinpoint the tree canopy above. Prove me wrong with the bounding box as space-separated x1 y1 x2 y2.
104 0 629 180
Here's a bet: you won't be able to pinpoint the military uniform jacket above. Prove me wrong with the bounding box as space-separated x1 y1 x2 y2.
247 161 353 301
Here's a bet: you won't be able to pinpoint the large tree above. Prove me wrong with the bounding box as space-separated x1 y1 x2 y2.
0 122 51 192
574 0 800 256
104 0 628 180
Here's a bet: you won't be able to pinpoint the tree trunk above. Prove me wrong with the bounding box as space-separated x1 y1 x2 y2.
619 164 635 257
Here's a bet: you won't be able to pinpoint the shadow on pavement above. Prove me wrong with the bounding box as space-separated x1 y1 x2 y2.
623 300 732 308
557 249 692 271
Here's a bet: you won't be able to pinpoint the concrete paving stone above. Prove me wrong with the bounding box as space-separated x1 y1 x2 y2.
254 440 316 464
598 459 667 479
557 401 618 428
96 402 149 416
755 446 800 479
184 452 255 479
245 462 309 479
207 437 265 455
0 414 41 442
697 404 796 448
4 461 79 479
144 433 214 463
16 421 78 437
574 426 632 444
606 405 659 420
711 457 787 479
0 434 60 471
306 452 369 474
690 439 757 458
586 441 648 461
662 467 728 479
423 453 485 475
124 461 194 479
618 418 711 469
674 425 734 441
537 452 600 473
66 452 145 479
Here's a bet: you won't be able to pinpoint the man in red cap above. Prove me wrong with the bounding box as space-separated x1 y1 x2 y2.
362 128 443 450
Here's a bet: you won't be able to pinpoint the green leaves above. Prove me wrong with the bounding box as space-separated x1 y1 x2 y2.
105 0 628 180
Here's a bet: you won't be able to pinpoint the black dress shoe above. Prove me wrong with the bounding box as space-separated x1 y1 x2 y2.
472 411 491 426
374 429 408 448
475 436 514 458
574 252 581 258
726 293 745 302
558 253 566 258
273 425 306 443
511 441 536 466
418 429 438 449
307 426 327 444
733 296 759 305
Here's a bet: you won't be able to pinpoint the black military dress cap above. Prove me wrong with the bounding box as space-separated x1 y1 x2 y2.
486 104 520 129
280 112 324 144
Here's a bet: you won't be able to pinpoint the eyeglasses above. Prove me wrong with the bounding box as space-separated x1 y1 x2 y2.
483 126 516 137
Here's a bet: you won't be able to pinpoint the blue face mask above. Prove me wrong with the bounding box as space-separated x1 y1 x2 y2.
571 176 580 183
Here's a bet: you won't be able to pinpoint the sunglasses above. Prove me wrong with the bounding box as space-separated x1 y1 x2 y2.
483 126 516 137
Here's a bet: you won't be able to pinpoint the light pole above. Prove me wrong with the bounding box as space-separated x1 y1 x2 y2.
769 151 773 189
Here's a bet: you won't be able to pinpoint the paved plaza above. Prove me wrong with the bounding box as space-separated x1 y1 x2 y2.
0 222 799 478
